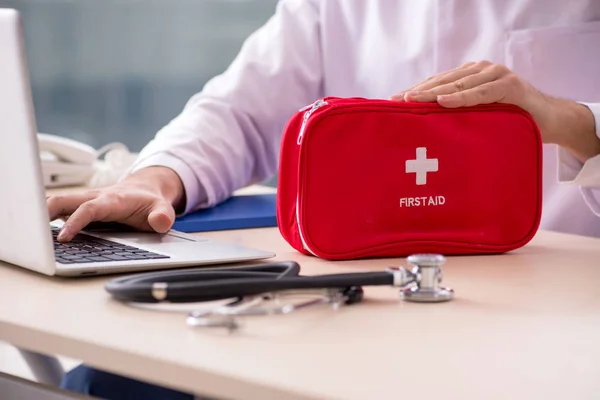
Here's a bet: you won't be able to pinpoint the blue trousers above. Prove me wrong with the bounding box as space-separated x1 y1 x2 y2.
60 364 195 400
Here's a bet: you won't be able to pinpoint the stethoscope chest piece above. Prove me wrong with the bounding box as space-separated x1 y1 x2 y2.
398 254 454 303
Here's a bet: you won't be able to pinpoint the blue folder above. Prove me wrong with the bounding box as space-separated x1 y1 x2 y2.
172 193 278 232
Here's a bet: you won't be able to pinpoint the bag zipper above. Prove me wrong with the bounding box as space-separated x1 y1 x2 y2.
296 198 315 255
297 99 328 145
295 98 330 255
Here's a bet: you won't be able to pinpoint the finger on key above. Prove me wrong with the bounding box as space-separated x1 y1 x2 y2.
47 192 98 221
57 199 110 241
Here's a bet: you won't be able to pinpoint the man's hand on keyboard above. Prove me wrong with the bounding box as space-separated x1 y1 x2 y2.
47 166 186 242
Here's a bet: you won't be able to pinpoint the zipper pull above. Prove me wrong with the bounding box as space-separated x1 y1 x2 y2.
297 99 328 145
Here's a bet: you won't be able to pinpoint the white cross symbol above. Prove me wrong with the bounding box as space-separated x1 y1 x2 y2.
405 147 438 185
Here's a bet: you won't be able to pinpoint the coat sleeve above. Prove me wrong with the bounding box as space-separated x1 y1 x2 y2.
128 0 323 214
557 102 600 216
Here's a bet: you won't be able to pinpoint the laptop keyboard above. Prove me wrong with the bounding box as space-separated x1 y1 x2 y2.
51 227 170 264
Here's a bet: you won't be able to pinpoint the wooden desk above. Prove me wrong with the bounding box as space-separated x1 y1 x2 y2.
1 189 600 399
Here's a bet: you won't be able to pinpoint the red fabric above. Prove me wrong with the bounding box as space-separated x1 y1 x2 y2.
276 97 542 260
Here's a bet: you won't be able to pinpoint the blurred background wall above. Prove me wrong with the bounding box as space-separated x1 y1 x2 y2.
0 0 279 152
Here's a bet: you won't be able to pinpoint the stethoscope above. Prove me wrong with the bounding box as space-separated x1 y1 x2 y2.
105 254 454 330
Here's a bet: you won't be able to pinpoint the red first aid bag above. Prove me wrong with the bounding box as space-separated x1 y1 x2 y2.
276 97 543 260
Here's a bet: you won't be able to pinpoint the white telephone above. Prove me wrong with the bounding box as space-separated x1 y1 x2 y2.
38 133 138 188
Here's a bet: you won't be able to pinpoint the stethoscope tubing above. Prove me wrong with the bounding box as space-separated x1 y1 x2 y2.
105 261 394 303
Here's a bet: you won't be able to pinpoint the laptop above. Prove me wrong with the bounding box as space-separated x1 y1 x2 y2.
0 9 275 277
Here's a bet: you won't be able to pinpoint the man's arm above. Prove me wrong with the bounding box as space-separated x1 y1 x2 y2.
129 0 323 215
536 99 600 163
50 0 324 240
554 102 600 216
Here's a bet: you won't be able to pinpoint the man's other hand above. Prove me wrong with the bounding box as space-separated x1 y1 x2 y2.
391 60 600 163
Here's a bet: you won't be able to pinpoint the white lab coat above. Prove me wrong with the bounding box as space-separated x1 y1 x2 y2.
130 0 600 238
